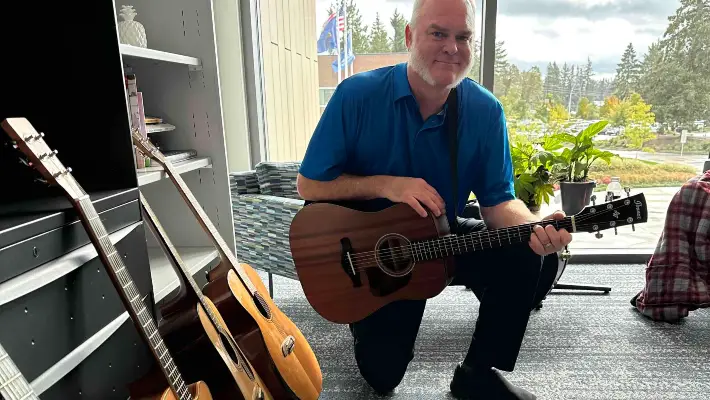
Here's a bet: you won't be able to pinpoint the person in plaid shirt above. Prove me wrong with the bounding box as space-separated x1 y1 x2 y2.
631 170 710 322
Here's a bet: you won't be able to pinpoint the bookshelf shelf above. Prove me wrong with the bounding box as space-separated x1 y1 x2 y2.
147 246 219 303
119 44 201 68
145 123 176 134
136 157 212 186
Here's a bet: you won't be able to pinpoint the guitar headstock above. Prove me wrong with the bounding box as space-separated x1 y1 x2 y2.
131 129 166 166
1 118 86 200
574 192 648 235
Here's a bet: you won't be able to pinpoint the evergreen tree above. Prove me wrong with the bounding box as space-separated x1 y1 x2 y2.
368 13 390 53
613 43 641 99
327 0 369 54
544 62 562 103
389 8 408 52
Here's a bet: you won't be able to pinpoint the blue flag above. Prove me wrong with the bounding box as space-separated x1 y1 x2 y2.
332 31 355 73
317 14 337 53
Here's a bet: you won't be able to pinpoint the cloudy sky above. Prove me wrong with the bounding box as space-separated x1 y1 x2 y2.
316 0 680 79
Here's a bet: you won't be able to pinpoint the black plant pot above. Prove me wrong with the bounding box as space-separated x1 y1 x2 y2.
560 181 596 215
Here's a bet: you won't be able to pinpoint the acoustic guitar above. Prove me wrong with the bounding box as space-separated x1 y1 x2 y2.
2 118 211 400
0 343 40 400
288 194 649 324
131 132 322 400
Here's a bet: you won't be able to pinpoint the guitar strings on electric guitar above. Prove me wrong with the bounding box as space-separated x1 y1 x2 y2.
288 194 649 324
2 118 212 400
131 131 323 400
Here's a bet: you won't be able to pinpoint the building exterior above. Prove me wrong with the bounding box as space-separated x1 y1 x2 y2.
318 53 410 113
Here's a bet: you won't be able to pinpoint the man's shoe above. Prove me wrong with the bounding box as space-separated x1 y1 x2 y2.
449 362 536 400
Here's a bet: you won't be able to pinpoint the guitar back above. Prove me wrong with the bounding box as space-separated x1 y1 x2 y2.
289 202 456 324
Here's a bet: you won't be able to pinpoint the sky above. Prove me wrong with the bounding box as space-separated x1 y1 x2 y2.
315 0 681 79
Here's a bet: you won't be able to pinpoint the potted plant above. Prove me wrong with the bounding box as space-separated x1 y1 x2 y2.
510 131 559 213
550 120 618 215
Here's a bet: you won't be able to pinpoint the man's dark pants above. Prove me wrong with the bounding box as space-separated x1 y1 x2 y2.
348 216 558 393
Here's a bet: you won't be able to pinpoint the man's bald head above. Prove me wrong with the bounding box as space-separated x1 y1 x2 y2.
410 0 476 31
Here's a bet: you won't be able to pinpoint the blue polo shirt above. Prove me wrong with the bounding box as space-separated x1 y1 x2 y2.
299 62 515 226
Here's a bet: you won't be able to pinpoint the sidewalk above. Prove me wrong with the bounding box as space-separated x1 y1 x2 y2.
539 186 678 251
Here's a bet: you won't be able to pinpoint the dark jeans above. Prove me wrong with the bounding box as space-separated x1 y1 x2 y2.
348 217 558 394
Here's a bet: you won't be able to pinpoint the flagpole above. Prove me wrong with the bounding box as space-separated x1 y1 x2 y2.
337 29 341 84
344 7 349 78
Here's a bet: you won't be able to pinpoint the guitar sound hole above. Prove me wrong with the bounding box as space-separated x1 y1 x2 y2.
375 234 415 277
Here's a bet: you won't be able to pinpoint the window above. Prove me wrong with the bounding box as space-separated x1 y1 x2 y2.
319 88 336 109
495 0 707 255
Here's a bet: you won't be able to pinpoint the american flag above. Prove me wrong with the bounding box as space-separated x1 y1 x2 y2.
337 5 346 32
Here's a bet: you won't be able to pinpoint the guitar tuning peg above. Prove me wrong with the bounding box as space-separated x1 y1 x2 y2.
18 157 32 167
624 187 631 197
614 227 618 235
39 132 45 138
65 167 72 174
631 223 635 232
595 232 603 239
591 195 596 206
34 177 48 185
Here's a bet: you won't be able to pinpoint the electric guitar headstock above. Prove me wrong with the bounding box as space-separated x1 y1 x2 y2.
1 118 86 201
573 191 648 238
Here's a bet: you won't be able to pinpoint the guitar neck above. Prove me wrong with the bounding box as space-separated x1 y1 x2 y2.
412 217 575 261
160 162 257 294
0 343 39 400
74 197 193 400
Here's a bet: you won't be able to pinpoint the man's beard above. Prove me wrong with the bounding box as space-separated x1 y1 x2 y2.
408 46 472 89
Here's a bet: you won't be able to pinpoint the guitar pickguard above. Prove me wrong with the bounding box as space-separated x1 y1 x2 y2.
364 268 412 297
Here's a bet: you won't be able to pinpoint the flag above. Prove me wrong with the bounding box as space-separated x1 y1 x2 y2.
332 31 355 73
337 5 346 32
317 13 337 53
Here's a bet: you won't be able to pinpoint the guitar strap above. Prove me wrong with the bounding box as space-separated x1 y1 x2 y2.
445 87 459 220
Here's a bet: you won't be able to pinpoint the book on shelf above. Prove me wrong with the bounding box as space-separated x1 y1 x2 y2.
137 150 198 172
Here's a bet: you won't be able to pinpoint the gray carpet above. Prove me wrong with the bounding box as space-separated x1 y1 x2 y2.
262 264 710 400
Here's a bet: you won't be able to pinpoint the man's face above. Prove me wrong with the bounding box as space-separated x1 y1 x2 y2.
406 0 474 88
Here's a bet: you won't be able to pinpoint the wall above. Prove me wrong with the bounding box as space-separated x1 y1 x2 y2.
260 0 320 163
318 53 410 87
214 0 253 172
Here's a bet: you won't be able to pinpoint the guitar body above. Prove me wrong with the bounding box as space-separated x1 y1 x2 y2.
130 381 212 400
202 266 322 400
225 267 323 399
157 285 273 400
196 296 271 400
289 201 457 324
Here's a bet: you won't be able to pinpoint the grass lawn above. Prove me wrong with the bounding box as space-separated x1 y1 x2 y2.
589 157 697 190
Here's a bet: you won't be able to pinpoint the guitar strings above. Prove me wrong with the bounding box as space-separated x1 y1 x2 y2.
343 207 625 270
347 219 628 271
345 205 619 264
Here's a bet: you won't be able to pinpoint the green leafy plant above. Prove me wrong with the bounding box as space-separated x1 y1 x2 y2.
510 131 561 208
550 120 619 182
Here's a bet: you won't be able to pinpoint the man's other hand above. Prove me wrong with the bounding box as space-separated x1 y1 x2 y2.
382 177 445 218
529 210 573 256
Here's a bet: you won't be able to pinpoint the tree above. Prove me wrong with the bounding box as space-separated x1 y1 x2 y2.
544 62 562 103
327 0 369 54
613 43 641 99
577 97 599 120
389 8 407 52
368 13 390 53
622 93 657 152
580 57 595 99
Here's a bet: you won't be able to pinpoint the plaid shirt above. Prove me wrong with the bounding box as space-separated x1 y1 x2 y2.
634 170 710 322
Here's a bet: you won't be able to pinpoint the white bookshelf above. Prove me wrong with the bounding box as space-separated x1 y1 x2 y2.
115 0 236 290
136 156 212 186
119 44 201 68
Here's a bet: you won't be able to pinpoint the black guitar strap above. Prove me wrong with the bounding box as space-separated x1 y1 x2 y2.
446 88 459 220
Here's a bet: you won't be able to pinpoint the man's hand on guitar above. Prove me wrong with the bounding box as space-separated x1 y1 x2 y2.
530 210 573 256
381 177 445 218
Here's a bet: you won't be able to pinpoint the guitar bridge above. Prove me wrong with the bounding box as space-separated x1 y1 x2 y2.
340 238 362 287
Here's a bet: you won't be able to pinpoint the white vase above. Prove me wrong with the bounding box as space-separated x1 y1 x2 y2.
118 5 147 48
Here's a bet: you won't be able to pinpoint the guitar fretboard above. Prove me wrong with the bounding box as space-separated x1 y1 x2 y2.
0 344 38 400
161 161 259 295
76 197 192 400
410 218 575 261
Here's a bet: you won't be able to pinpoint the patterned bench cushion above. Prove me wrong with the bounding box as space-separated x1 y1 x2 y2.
229 171 260 194
255 161 302 199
